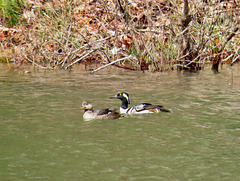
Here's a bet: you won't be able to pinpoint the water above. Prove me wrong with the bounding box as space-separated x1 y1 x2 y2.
0 65 240 181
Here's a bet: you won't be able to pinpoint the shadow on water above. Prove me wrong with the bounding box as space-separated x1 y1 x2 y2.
0 64 240 180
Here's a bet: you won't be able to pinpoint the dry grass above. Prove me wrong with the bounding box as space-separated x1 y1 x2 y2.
0 0 240 72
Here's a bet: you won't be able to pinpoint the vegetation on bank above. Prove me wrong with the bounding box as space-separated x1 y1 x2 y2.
0 0 239 72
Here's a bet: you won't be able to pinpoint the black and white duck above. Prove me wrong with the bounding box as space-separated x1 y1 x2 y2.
110 92 170 114
81 101 121 121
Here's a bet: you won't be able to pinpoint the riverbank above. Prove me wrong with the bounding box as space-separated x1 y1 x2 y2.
1 61 240 77
1 0 239 72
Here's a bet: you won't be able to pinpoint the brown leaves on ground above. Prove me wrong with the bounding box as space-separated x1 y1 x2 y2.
1 0 239 71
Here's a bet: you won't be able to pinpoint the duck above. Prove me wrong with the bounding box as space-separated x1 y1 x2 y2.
81 101 121 121
110 92 170 114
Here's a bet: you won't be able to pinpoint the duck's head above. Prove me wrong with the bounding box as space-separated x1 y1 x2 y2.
82 101 93 110
110 92 130 104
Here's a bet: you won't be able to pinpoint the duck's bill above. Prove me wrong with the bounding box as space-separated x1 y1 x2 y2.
109 96 117 99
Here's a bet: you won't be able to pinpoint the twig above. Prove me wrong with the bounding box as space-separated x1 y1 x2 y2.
220 26 239 52
185 47 208 66
25 55 53 69
61 50 73 68
222 54 233 63
64 49 95 69
231 55 240 66
212 26 239 71
91 55 134 73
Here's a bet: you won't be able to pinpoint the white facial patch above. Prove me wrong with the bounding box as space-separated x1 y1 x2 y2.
122 93 130 103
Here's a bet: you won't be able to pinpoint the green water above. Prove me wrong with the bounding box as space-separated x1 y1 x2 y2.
0 66 240 181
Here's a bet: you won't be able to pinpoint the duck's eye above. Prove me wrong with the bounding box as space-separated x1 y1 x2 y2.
119 93 122 96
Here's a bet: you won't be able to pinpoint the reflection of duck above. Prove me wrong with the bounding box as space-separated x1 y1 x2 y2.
110 92 170 114
81 101 121 121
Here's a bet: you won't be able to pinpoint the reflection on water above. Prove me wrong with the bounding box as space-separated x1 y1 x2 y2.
0 65 240 180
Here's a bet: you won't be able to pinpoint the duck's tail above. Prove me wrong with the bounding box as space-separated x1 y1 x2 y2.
159 107 171 112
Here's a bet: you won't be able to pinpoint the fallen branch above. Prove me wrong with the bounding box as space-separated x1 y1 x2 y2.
231 55 240 66
25 55 53 69
91 55 134 73
64 49 95 69
222 54 234 63
212 26 239 72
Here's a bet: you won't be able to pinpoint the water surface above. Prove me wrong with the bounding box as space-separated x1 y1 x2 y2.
0 65 240 180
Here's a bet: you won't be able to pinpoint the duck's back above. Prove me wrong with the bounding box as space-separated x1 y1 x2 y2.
83 108 120 121
121 103 170 114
